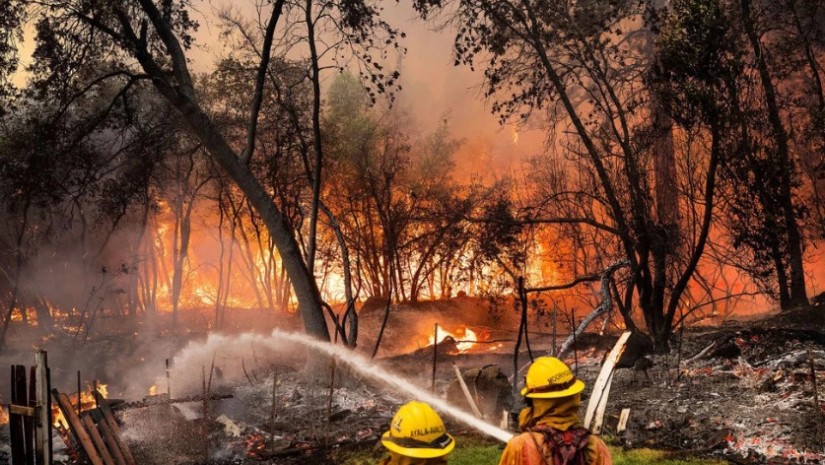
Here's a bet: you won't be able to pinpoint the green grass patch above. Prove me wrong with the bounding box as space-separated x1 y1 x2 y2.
609 447 727 465
331 434 726 465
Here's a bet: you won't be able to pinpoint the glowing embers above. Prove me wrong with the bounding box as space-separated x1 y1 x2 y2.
245 432 267 458
425 326 484 354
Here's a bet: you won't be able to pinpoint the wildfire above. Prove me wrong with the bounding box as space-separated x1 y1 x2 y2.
0 404 9 425
52 384 108 430
428 327 480 353
149 384 158 396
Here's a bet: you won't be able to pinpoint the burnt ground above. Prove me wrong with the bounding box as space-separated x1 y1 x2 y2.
1 303 825 464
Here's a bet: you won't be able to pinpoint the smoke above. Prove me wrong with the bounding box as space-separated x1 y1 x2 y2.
157 332 307 397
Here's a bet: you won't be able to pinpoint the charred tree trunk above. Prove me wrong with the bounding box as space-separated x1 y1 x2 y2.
741 0 808 309
129 188 152 318
112 2 330 340
248 204 277 313
320 203 358 348
304 0 324 274
662 121 721 347
170 199 193 328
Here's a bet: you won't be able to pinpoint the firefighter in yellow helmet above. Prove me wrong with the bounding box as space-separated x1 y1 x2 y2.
380 401 455 465
498 357 612 465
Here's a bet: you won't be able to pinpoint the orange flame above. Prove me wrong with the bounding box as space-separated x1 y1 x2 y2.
428 327 480 353
52 385 108 429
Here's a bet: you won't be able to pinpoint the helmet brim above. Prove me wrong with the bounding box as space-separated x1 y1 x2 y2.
380 431 455 458
521 379 585 398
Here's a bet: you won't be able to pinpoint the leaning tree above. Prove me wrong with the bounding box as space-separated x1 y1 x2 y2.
4 0 404 340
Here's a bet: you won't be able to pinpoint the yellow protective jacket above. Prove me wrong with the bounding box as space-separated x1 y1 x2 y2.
498 394 613 465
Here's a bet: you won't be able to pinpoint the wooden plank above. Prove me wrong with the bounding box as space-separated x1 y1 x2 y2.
9 405 35 417
26 366 35 465
452 363 483 418
97 417 127 465
591 372 614 434
10 366 26 465
584 331 632 430
617 408 631 433
92 391 136 465
45 367 52 464
35 351 51 465
81 415 116 465
17 365 30 464
51 390 104 465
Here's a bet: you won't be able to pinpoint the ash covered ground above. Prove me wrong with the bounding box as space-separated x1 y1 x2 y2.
1 299 825 464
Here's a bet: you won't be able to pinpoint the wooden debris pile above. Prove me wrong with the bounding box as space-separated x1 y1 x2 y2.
6 351 140 465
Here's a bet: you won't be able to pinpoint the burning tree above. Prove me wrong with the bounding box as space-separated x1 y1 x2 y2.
411 0 821 350
0 0 411 342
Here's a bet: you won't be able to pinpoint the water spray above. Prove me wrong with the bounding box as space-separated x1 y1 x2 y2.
271 329 515 443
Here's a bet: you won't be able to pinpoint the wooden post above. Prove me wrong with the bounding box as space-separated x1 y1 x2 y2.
269 370 277 440
35 351 52 465
207 352 216 393
674 307 685 385
571 310 578 377
452 363 483 418
26 366 36 465
94 380 99 409
201 365 208 422
551 307 557 356
431 324 439 393
52 390 104 465
10 365 26 465
165 359 171 398
327 326 339 418
617 408 631 434
76 371 82 415
809 349 823 452
201 365 209 459
46 367 52 463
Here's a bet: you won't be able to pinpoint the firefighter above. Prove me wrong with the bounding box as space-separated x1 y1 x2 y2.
498 357 612 465
380 401 455 465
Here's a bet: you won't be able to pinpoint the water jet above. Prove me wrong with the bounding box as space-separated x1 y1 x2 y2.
271 329 515 443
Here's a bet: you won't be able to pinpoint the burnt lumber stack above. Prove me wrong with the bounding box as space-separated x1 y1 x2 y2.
51 389 137 465
7 351 136 465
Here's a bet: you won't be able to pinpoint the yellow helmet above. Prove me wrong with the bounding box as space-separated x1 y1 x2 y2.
381 401 455 459
521 356 585 398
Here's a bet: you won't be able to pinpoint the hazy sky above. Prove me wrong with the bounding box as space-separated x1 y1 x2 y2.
12 1 545 178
